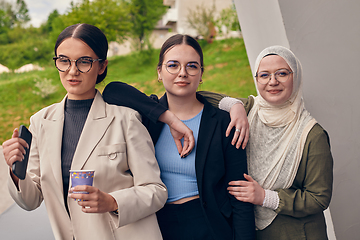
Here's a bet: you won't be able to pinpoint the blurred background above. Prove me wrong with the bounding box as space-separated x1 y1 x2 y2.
0 0 359 239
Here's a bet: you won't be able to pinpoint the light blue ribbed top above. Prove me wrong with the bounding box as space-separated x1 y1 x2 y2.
155 108 203 203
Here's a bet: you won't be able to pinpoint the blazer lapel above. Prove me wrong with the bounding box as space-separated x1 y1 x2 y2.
71 91 114 170
40 96 66 196
194 95 218 196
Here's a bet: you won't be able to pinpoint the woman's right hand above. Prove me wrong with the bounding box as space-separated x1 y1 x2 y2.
226 103 249 149
2 128 29 183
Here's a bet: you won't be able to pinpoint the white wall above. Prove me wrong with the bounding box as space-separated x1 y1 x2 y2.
234 0 360 239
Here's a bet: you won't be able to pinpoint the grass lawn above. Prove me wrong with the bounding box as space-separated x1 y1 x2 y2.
0 37 256 143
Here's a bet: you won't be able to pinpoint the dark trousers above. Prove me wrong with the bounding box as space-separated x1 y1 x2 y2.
156 198 214 240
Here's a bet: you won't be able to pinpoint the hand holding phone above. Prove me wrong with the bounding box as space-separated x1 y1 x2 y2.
12 125 32 180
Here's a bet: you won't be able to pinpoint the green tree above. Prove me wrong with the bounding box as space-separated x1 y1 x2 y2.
128 0 167 51
41 9 60 33
62 0 132 42
13 0 30 26
0 0 30 28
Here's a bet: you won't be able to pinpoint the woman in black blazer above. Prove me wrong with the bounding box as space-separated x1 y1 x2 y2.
103 34 255 240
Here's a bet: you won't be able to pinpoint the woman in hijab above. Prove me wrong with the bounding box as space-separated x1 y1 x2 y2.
204 45 333 239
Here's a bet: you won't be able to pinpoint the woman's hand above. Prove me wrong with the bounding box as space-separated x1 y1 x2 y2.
159 110 194 158
227 173 265 206
2 128 29 185
68 185 118 213
226 103 249 149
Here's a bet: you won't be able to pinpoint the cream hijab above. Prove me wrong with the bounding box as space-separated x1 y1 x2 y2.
247 46 317 230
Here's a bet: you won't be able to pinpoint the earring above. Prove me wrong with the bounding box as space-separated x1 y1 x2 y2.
199 79 203 84
158 78 162 83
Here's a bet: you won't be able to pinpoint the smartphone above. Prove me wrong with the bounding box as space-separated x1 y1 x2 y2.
12 125 32 180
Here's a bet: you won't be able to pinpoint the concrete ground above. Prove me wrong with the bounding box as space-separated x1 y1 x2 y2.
0 147 14 214
0 147 54 239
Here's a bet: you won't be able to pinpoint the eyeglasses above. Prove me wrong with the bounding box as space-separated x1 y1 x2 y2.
255 69 293 85
164 61 202 76
53 57 103 73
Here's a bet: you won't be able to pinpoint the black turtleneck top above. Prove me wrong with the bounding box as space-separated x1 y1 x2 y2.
61 98 93 209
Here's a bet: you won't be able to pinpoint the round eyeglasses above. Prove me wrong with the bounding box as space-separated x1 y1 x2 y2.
164 61 202 76
255 69 293 85
53 57 103 73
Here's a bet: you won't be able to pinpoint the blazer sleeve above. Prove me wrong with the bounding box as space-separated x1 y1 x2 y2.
8 114 44 210
224 128 256 239
108 110 167 228
275 124 333 218
103 81 167 123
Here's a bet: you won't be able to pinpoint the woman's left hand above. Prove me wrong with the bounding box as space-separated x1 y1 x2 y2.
69 185 118 213
227 173 265 206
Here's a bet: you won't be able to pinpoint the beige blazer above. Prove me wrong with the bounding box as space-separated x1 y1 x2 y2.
8 91 167 240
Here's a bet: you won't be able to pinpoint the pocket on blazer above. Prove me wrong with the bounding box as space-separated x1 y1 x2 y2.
97 143 127 160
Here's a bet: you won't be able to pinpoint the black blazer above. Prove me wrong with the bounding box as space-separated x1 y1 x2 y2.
103 82 255 240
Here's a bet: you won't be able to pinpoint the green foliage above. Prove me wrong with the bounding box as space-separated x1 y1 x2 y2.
41 10 60 33
12 0 30 26
63 0 132 42
216 5 241 37
0 34 53 69
0 38 256 143
128 0 167 51
0 0 30 29
0 0 170 68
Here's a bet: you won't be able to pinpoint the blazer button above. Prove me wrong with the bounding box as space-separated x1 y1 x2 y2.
202 201 207 208
108 153 117 160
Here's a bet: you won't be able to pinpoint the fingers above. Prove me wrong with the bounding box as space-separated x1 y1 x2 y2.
226 120 236 137
226 120 249 150
174 139 183 156
69 186 117 213
241 128 249 150
243 173 254 182
182 134 195 158
178 132 194 158
12 128 19 138
228 180 248 186
68 186 95 203
2 137 29 167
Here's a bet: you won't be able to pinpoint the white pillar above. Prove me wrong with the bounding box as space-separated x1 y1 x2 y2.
234 0 360 239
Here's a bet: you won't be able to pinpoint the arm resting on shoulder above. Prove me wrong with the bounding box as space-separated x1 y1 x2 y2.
103 82 166 123
103 82 194 156
198 91 250 149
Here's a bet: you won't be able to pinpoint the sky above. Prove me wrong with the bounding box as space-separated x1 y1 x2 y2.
23 0 81 27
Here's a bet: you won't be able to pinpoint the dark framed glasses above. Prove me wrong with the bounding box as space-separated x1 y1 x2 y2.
53 57 103 73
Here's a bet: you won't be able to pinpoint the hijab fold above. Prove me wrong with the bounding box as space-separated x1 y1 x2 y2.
247 46 317 230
